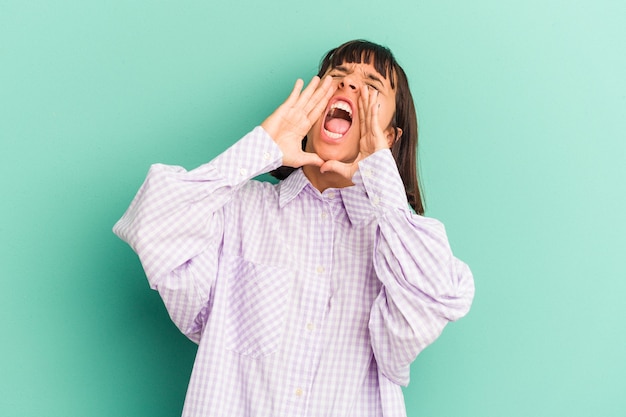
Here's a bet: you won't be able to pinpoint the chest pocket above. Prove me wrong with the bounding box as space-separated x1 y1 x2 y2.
225 260 292 358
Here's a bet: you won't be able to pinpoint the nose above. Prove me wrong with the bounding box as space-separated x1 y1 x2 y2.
339 80 358 90
339 74 359 91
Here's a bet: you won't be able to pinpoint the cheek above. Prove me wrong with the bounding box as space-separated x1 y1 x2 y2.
378 102 397 128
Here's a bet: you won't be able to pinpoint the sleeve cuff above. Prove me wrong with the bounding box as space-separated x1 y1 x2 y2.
354 149 409 212
208 126 283 185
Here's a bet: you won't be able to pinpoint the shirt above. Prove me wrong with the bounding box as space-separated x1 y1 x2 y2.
113 126 475 417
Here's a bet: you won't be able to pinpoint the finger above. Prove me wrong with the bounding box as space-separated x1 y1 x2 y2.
301 75 332 115
298 150 325 168
319 159 347 175
361 86 375 135
367 88 378 134
370 90 382 135
319 159 357 180
305 75 334 120
283 78 305 108
294 76 321 109
358 87 367 136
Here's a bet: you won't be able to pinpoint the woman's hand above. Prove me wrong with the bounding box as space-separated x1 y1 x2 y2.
262 75 334 168
320 86 390 179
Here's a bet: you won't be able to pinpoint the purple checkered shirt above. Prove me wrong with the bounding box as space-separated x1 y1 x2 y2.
113 126 474 417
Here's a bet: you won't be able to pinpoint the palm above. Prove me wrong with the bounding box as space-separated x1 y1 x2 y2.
321 87 388 178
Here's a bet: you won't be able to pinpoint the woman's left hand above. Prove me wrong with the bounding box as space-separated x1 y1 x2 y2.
320 86 390 179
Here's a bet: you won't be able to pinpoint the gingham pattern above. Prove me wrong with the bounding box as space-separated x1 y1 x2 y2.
113 127 474 417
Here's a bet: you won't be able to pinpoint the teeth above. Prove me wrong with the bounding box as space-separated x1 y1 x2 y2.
324 129 343 139
330 101 352 117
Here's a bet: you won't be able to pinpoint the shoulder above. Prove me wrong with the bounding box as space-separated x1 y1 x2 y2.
230 179 281 212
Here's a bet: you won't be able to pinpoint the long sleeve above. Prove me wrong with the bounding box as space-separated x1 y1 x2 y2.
355 149 475 386
113 127 283 341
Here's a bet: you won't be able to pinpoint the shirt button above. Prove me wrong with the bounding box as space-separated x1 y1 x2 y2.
295 388 303 397
239 168 248 177
326 191 336 199
316 265 325 274
372 195 380 206
306 322 315 331
363 168 373 178
263 152 271 161
321 211 328 220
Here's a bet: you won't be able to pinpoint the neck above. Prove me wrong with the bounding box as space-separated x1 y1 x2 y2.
302 165 354 192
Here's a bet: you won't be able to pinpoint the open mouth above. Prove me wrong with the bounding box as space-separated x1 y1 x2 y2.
323 100 353 139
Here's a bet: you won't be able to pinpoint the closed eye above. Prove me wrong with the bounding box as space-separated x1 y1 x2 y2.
328 72 345 79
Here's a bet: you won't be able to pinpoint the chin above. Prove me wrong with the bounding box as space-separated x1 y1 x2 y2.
309 141 358 163
324 152 358 164
307 131 359 164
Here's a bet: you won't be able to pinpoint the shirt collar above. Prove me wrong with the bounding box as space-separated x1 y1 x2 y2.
278 169 375 225
278 169 310 208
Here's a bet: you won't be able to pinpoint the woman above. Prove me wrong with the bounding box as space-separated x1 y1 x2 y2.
114 39 474 417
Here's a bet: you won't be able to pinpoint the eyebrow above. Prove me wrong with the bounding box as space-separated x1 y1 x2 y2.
332 65 386 88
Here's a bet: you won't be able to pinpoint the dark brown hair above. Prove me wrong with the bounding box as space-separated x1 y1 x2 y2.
271 39 424 215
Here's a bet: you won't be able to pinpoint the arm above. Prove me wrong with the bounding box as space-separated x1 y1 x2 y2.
356 150 475 385
322 86 474 385
113 127 283 342
113 76 335 342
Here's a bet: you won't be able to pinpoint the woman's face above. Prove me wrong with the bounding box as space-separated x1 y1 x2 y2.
305 60 398 163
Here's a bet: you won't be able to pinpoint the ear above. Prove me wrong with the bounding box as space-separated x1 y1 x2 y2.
384 126 403 148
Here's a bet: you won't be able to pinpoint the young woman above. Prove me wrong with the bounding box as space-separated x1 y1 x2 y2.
114 40 474 417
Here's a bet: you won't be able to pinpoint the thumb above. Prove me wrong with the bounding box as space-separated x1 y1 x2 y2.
319 159 356 180
297 151 325 168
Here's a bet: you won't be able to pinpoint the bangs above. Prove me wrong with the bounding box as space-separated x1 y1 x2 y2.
319 40 397 89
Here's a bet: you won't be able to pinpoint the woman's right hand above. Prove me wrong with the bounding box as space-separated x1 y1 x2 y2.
261 75 334 168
